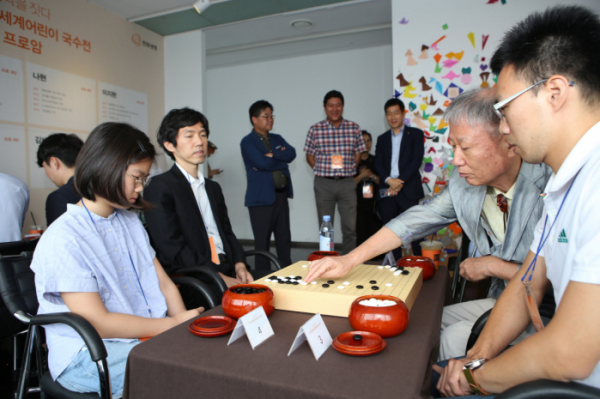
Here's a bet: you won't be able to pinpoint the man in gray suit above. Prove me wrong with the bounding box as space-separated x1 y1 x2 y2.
305 88 552 359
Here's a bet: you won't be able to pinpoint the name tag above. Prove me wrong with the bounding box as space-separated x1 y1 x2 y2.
363 183 373 198
288 314 332 360
331 154 343 169
227 306 274 349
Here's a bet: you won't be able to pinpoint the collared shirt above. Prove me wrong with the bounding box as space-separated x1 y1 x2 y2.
389 125 405 180
31 205 168 379
481 182 516 243
303 119 366 177
0 173 29 242
175 162 225 255
529 121 600 389
254 130 288 189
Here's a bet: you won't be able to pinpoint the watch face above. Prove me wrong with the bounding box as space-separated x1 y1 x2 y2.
464 358 486 370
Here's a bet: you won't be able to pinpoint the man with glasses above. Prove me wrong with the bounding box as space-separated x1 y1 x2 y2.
433 5 600 396
241 100 295 271
304 90 366 254
145 108 253 306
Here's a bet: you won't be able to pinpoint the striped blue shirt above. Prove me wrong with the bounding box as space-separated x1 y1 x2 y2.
31 204 167 379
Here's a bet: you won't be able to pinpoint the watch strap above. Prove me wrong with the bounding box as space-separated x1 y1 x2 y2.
463 368 493 396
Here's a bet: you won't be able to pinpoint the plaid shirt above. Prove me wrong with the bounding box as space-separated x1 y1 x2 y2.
304 119 366 177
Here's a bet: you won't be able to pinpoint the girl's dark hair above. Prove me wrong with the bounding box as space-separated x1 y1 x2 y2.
74 122 156 211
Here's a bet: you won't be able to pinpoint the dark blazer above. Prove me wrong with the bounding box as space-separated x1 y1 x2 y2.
46 176 80 226
240 131 296 207
374 127 425 201
143 164 245 276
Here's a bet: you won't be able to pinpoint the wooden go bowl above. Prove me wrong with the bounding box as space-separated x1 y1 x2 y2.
307 251 340 261
348 295 409 338
397 256 436 281
221 284 274 320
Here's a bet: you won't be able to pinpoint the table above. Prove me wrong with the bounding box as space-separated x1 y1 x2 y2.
123 266 448 399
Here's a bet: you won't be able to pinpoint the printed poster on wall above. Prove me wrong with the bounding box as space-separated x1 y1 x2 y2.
0 124 26 183
98 82 148 134
26 62 97 132
28 127 88 189
0 54 25 123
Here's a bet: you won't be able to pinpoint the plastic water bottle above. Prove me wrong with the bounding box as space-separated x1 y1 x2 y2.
319 215 334 251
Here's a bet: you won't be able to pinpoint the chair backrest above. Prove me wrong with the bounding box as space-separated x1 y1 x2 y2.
0 238 39 258
0 254 38 318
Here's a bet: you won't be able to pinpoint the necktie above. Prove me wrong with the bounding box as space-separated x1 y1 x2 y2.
496 194 508 231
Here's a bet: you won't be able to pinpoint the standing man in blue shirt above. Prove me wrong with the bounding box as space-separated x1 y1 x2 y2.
241 100 295 270
374 98 425 258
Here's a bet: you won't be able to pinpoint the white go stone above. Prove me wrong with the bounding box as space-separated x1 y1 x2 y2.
302 264 308 268
385 283 393 287
265 279 272 283
343 281 350 285
377 266 384 269
390 267 398 271
337 285 345 289
289 275 295 278
393 271 401 276
311 281 317 285
300 281 308 286
359 299 395 307
384 265 391 269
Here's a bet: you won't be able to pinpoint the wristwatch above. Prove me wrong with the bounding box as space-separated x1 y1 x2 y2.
463 358 492 396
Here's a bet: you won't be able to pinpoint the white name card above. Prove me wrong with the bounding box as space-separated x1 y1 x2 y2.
227 306 274 349
288 313 332 360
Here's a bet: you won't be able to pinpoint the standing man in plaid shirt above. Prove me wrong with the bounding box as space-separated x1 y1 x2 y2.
304 90 366 254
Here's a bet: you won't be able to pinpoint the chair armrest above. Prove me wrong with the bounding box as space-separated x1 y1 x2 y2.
170 266 228 295
465 308 492 353
30 312 107 362
244 250 282 270
496 379 600 399
171 276 219 309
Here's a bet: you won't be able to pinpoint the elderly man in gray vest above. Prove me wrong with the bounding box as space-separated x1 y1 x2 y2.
305 88 551 360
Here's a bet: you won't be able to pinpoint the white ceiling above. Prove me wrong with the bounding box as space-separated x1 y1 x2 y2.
87 0 195 20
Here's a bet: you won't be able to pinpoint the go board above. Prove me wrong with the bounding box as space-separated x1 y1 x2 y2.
254 261 423 318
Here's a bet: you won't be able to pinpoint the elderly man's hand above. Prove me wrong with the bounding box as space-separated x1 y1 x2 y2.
432 358 474 397
304 255 353 283
459 256 500 282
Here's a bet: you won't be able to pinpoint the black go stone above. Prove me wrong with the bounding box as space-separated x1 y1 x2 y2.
369 280 377 284
327 280 335 284
292 281 299 285
356 285 364 289
353 334 363 341
397 266 404 270
278 280 285 284
286 280 292 284
371 286 379 290
270 276 277 279
402 270 409 275
322 284 330 288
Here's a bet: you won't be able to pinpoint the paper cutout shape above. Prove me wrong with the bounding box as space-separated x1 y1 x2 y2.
461 67 472 74
424 163 434 172
404 87 417 98
487 0 498 4
429 94 437 106
442 71 461 80
435 81 444 95
408 101 417 112
433 53 442 63
480 72 490 88
442 59 459 68
473 54 480 63
394 89 401 98
435 127 448 134
396 73 410 87
443 100 451 107
438 119 449 130
480 64 488 71
427 147 436 154
445 51 464 61
435 64 443 73
399 17 409 24
412 116 429 129
419 103 428 111
419 45 429 59
428 116 437 125
431 36 446 51
443 83 464 99
404 118 412 127
482 35 489 50
405 49 418 66
433 157 443 166
433 108 445 116
481 57 486 62
419 76 432 91
467 32 476 49
461 74 472 85
422 110 430 120
443 24 448 30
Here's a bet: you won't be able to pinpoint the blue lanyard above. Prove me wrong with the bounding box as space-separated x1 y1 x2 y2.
81 199 153 318
521 174 578 283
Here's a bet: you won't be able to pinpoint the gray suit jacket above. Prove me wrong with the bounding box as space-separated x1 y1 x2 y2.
386 162 552 299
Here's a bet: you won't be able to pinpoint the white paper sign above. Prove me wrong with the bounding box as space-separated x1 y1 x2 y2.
227 306 274 349
288 314 332 360
98 82 148 134
0 55 25 123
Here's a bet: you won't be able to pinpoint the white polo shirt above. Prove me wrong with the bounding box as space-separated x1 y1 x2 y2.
529 121 600 388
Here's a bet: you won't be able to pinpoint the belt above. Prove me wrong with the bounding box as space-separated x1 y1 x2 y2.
321 176 351 181
218 253 228 264
275 187 288 193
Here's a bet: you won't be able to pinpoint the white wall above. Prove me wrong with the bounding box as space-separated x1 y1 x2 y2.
206 44 393 243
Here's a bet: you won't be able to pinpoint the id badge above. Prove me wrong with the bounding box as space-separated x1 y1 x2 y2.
331 154 343 169
523 281 545 332
362 183 373 198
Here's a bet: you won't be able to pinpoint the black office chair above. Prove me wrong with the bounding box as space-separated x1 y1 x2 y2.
0 253 218 399
451 232 471 302
0 238 39 258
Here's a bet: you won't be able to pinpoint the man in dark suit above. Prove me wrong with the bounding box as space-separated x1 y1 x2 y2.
36 133 84 226
374 98 425 259
241 100 295 271
144 108 253 301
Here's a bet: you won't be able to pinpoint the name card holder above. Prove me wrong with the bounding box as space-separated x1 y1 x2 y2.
288 313 332 360
228 306 274 349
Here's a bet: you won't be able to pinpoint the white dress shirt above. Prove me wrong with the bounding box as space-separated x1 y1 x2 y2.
175 162 225 255
0 173 30 242
387 125 405 182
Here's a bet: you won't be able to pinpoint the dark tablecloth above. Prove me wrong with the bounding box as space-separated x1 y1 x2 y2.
123 266 448 399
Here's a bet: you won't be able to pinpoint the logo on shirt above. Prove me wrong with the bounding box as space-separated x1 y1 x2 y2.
558 229 568 243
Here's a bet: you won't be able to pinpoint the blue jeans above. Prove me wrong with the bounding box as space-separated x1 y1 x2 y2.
57 340 141 398
432 358 496 398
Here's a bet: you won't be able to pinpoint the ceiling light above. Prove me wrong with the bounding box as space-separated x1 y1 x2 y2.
291 19 314 30
194 0 212 14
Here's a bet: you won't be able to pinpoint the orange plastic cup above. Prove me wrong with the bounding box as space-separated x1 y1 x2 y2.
29 225 43 235
420 241 443 268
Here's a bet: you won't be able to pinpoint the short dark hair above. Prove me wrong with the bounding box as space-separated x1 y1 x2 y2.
157 107 210 160
36 133 84 168
74 123 156 211
491 5 600 105
384 98 405 113
249 100 273 123
323 90 344 106
361 130 372 141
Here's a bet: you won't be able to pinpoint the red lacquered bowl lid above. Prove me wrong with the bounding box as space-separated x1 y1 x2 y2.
189 316 236 333
333 331 385 352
